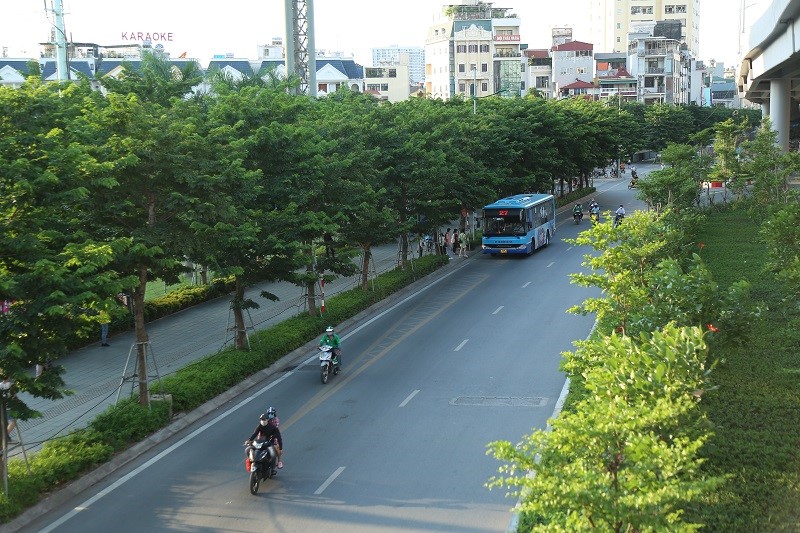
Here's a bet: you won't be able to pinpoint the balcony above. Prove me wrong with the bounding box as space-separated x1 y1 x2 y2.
494 50 521 58
646 67 665 74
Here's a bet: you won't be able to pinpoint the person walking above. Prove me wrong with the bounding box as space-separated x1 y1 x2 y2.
99 308 111 347
444 229 452 258
458 228 467 257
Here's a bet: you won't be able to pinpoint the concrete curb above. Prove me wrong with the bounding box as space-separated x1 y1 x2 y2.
3 254 468 532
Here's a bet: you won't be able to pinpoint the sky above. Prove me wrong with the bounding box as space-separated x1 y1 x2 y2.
0 0 759 68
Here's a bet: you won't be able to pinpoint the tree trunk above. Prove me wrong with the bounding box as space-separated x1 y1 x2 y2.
360 245 372 290
399 235 408 270
233 276 247 349
133 266 150 406
306 263 317 316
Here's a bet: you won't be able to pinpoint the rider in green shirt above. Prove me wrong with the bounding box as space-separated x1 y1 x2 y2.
319 326 342 366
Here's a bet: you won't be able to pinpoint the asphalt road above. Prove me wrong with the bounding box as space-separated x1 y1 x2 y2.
27 180 643 533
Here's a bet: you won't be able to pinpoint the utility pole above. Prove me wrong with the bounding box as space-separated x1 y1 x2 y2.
284 0 316 97
51 0 69 82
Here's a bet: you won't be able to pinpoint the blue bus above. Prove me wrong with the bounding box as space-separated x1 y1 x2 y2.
481 194 556 256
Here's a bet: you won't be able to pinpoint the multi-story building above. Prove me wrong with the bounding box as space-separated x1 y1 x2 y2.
364 53 413 102
584 0 700 59
551 40 594 96
594 52 637 102
371 45 425 84
523 49 553 99
424 0 522 100
627 35 684 104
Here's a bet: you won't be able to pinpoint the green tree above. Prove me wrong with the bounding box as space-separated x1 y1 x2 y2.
739 117 800 206
645 104 694 151
0 79 129 413
638 143 704 212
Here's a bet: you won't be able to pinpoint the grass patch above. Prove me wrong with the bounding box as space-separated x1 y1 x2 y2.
686 207 800 530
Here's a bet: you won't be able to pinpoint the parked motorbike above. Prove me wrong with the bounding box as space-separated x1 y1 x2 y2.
319 345 340 384
573 211 583 224
244 439 277 494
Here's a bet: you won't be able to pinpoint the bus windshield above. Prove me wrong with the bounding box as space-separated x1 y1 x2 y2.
483 209 527 236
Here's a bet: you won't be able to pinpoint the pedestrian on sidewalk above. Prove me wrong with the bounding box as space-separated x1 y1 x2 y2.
444 228 452 258
452 230 459 256
458 229 467 257
99 308 111 347
2 378 17 443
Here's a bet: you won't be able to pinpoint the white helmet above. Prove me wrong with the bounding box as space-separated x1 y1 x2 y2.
325 326 334 334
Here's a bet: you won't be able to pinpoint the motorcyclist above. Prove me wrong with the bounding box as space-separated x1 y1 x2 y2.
614 205 626 226
572 203 583 218
246 412 283 475
265 406 283 469
589 200 600 221
319 325 342 367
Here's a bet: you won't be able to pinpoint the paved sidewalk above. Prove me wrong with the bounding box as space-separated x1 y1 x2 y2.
10 240 429 458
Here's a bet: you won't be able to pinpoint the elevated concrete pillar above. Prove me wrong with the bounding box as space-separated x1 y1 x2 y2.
761 102 770 116
770 78 790 152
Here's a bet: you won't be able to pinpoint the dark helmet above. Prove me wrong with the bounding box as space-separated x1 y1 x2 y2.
267 406 277 419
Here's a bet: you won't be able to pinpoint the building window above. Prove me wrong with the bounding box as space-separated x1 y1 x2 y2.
388 69 396 78
459 82 466 92
469 44 478 53
470 63 477 72
457 44 467 53
617 37 621 42
481 63 488 72
577 67 586 74
535 76 549 89
482 81 488 91
616 23 621 29
459 63 465 73
480 44 490 52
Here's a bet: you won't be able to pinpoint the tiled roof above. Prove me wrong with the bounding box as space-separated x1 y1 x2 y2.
0 60 34 75
553 40 593 52
316 58 363 80
561 79 594 89
524 49 549 59
205 60 254 76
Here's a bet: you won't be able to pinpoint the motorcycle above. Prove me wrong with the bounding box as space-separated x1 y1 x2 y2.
573 211 583 224
244 439 277 494
319 345 340 384
627 179 638 189
589 210 600 224
613 213 624 228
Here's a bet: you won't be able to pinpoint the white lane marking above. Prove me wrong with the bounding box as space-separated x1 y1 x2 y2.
492 306 504 315
546 262 554 268
399 389 420 407
42 259 474 531
38 366 293 532
522 282 531 288
315 466 346 495
454 339 469 351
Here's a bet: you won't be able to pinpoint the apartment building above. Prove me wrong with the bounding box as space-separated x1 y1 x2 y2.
364 54 413 102
371 45 425 84
424 0 522 100
551 40 594 96
523 49 553 99
627 35 683 104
